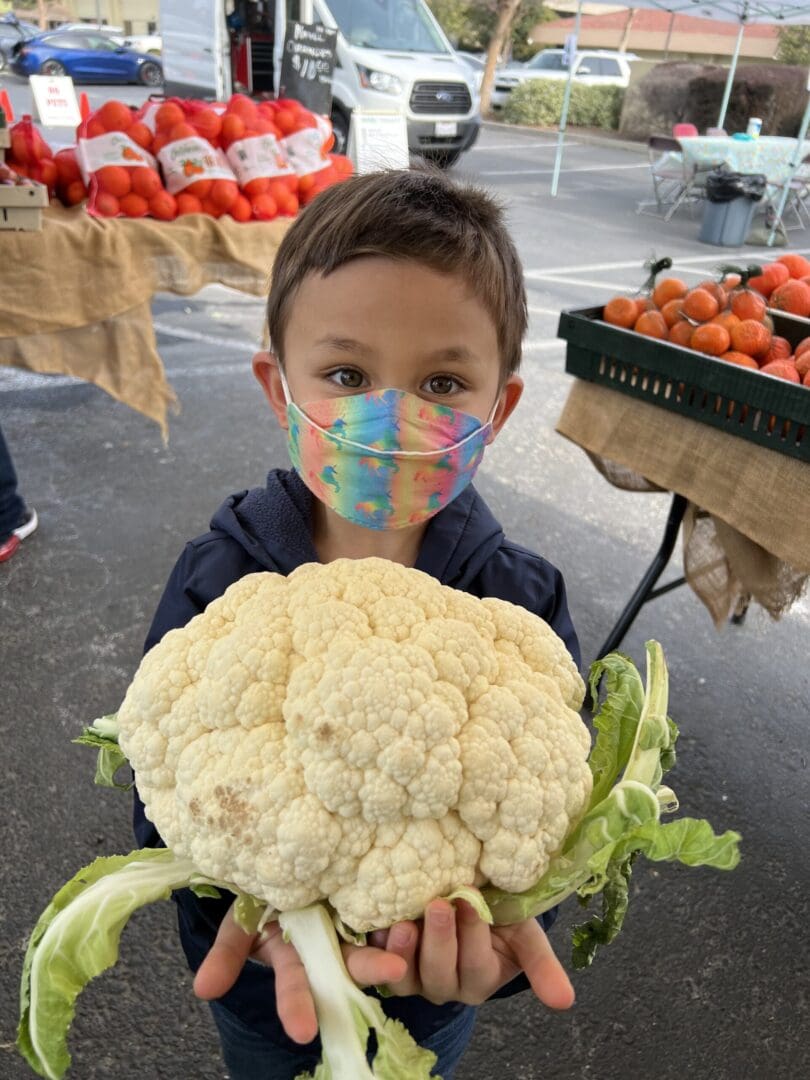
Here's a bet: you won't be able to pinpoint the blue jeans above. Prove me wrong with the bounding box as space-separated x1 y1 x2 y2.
0 424 25 541
210 1001 476 1080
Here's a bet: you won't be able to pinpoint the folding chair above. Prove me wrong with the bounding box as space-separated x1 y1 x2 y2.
767 153 810 232
637 135 711 221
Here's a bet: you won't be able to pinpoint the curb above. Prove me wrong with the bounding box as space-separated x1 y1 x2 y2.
482 119 647 156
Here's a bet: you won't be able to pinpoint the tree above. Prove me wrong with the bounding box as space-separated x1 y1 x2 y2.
777 25 810 66
777 25 810 64
510 1 556 61
480 1 523 114
13 0 49 29
428 0 476 46
428 1 553 59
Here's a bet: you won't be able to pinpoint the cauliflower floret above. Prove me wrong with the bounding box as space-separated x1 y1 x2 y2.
118 557 590 930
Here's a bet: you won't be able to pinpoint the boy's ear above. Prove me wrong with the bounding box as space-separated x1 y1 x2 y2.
489 374 523 442
252 351 288 430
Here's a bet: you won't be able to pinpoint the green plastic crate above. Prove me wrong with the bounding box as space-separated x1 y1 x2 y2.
557 306 810 463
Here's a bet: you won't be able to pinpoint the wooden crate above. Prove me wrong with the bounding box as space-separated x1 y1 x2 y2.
0 181 49 231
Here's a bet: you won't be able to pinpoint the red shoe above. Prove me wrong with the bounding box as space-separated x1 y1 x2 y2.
0 533 20 562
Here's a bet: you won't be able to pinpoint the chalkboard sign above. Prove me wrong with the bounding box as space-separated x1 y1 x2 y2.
279 21 338 116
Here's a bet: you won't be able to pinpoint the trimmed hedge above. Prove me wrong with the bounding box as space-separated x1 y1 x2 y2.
620 62 807 140
502 80 624 131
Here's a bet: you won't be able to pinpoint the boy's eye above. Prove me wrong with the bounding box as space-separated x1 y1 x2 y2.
423 374 463 396
327 368 366 390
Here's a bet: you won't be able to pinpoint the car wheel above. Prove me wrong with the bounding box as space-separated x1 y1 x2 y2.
330 107 350 155
422 149 463 170
138 61 163 87
40 59 66 77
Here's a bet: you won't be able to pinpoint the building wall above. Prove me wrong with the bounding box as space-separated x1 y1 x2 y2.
530 16 778 64
71 0 159 34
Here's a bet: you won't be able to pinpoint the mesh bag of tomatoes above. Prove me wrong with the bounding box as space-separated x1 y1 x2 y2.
78 99 177 219
275 99 353 208
218 94 352 219
5 116 58 196
142 98 247 219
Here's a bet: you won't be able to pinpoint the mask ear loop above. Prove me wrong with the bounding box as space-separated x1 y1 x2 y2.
278 363 293 406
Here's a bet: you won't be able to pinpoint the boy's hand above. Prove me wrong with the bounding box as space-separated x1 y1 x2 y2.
369 897 575 1010
193 902 408 1044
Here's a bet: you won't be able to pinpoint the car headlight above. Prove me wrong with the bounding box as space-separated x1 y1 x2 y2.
356 65 403 96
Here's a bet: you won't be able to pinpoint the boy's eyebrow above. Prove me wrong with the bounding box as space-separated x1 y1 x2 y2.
314 336 374 356
314 338 485 366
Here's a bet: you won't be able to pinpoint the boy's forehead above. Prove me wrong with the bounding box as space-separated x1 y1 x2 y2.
287 258 498 348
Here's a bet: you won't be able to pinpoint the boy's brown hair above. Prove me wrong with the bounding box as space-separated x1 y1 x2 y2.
266 168 527 380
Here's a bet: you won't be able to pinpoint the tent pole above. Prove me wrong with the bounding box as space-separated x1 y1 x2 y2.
551 0 583 197
767 89 810 246
717 11 747 132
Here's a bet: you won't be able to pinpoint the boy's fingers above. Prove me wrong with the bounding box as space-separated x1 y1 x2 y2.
455 899 500 1001
272 941 320 1044
418 900 459 1003
193 910 255 1001
343 944 408 988
378 920 421 996
501 921 575 1010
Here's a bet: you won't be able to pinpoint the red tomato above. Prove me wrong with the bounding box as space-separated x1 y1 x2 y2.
96 165 131 197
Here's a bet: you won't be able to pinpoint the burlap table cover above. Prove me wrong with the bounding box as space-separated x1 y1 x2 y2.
0 205 290 436
556 379 810 627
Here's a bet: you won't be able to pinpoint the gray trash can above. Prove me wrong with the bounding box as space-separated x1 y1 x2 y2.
698 169 767 247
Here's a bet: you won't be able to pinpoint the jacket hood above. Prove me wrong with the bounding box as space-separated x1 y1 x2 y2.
208 468 505 586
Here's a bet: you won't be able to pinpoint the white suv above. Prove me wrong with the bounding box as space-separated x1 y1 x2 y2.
491 49 637 111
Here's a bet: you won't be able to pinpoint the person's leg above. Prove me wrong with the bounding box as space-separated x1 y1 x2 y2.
209 1002 320 1080
0 424 25 541
422 1006 477 1080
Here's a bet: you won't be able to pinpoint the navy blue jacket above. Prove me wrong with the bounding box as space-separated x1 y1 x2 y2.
134 468 580 1050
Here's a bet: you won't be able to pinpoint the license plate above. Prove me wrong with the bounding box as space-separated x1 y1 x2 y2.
434 121 458 137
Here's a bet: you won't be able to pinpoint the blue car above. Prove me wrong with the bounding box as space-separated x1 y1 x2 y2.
11 30 162 86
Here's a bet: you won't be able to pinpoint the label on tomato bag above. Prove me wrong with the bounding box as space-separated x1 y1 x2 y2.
157 136 236 194
281 127 330 176
314 113 333 145
77 131 157 184
137 101 161 133
226 134 295 184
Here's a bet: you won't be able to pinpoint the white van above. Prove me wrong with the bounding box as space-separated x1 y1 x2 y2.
159 0 480 168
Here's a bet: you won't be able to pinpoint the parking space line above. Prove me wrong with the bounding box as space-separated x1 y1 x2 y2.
479 161 648 177
526 248 810 278
530 275 634 290
152 322 256 351
472 142 582 151
522 339 565 352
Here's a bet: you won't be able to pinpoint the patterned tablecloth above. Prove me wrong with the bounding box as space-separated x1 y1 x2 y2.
677 135 810 189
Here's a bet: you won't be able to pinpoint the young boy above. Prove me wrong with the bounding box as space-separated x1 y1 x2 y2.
134 168 580 1079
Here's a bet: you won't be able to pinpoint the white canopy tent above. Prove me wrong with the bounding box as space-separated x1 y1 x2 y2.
550 1 810 197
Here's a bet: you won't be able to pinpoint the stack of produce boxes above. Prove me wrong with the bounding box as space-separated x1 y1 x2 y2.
0 107 49 231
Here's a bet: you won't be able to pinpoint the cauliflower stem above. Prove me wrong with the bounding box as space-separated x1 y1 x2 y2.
279 904 439 1080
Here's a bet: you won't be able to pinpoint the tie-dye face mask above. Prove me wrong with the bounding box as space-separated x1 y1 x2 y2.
279 368 496 530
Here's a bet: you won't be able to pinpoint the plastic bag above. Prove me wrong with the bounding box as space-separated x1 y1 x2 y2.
705 167 767 203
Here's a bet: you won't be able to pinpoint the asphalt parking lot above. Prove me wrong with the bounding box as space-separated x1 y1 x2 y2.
1 77 808 1080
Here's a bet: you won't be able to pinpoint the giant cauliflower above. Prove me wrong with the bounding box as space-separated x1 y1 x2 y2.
18 559 741 1080
119 558 591 930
